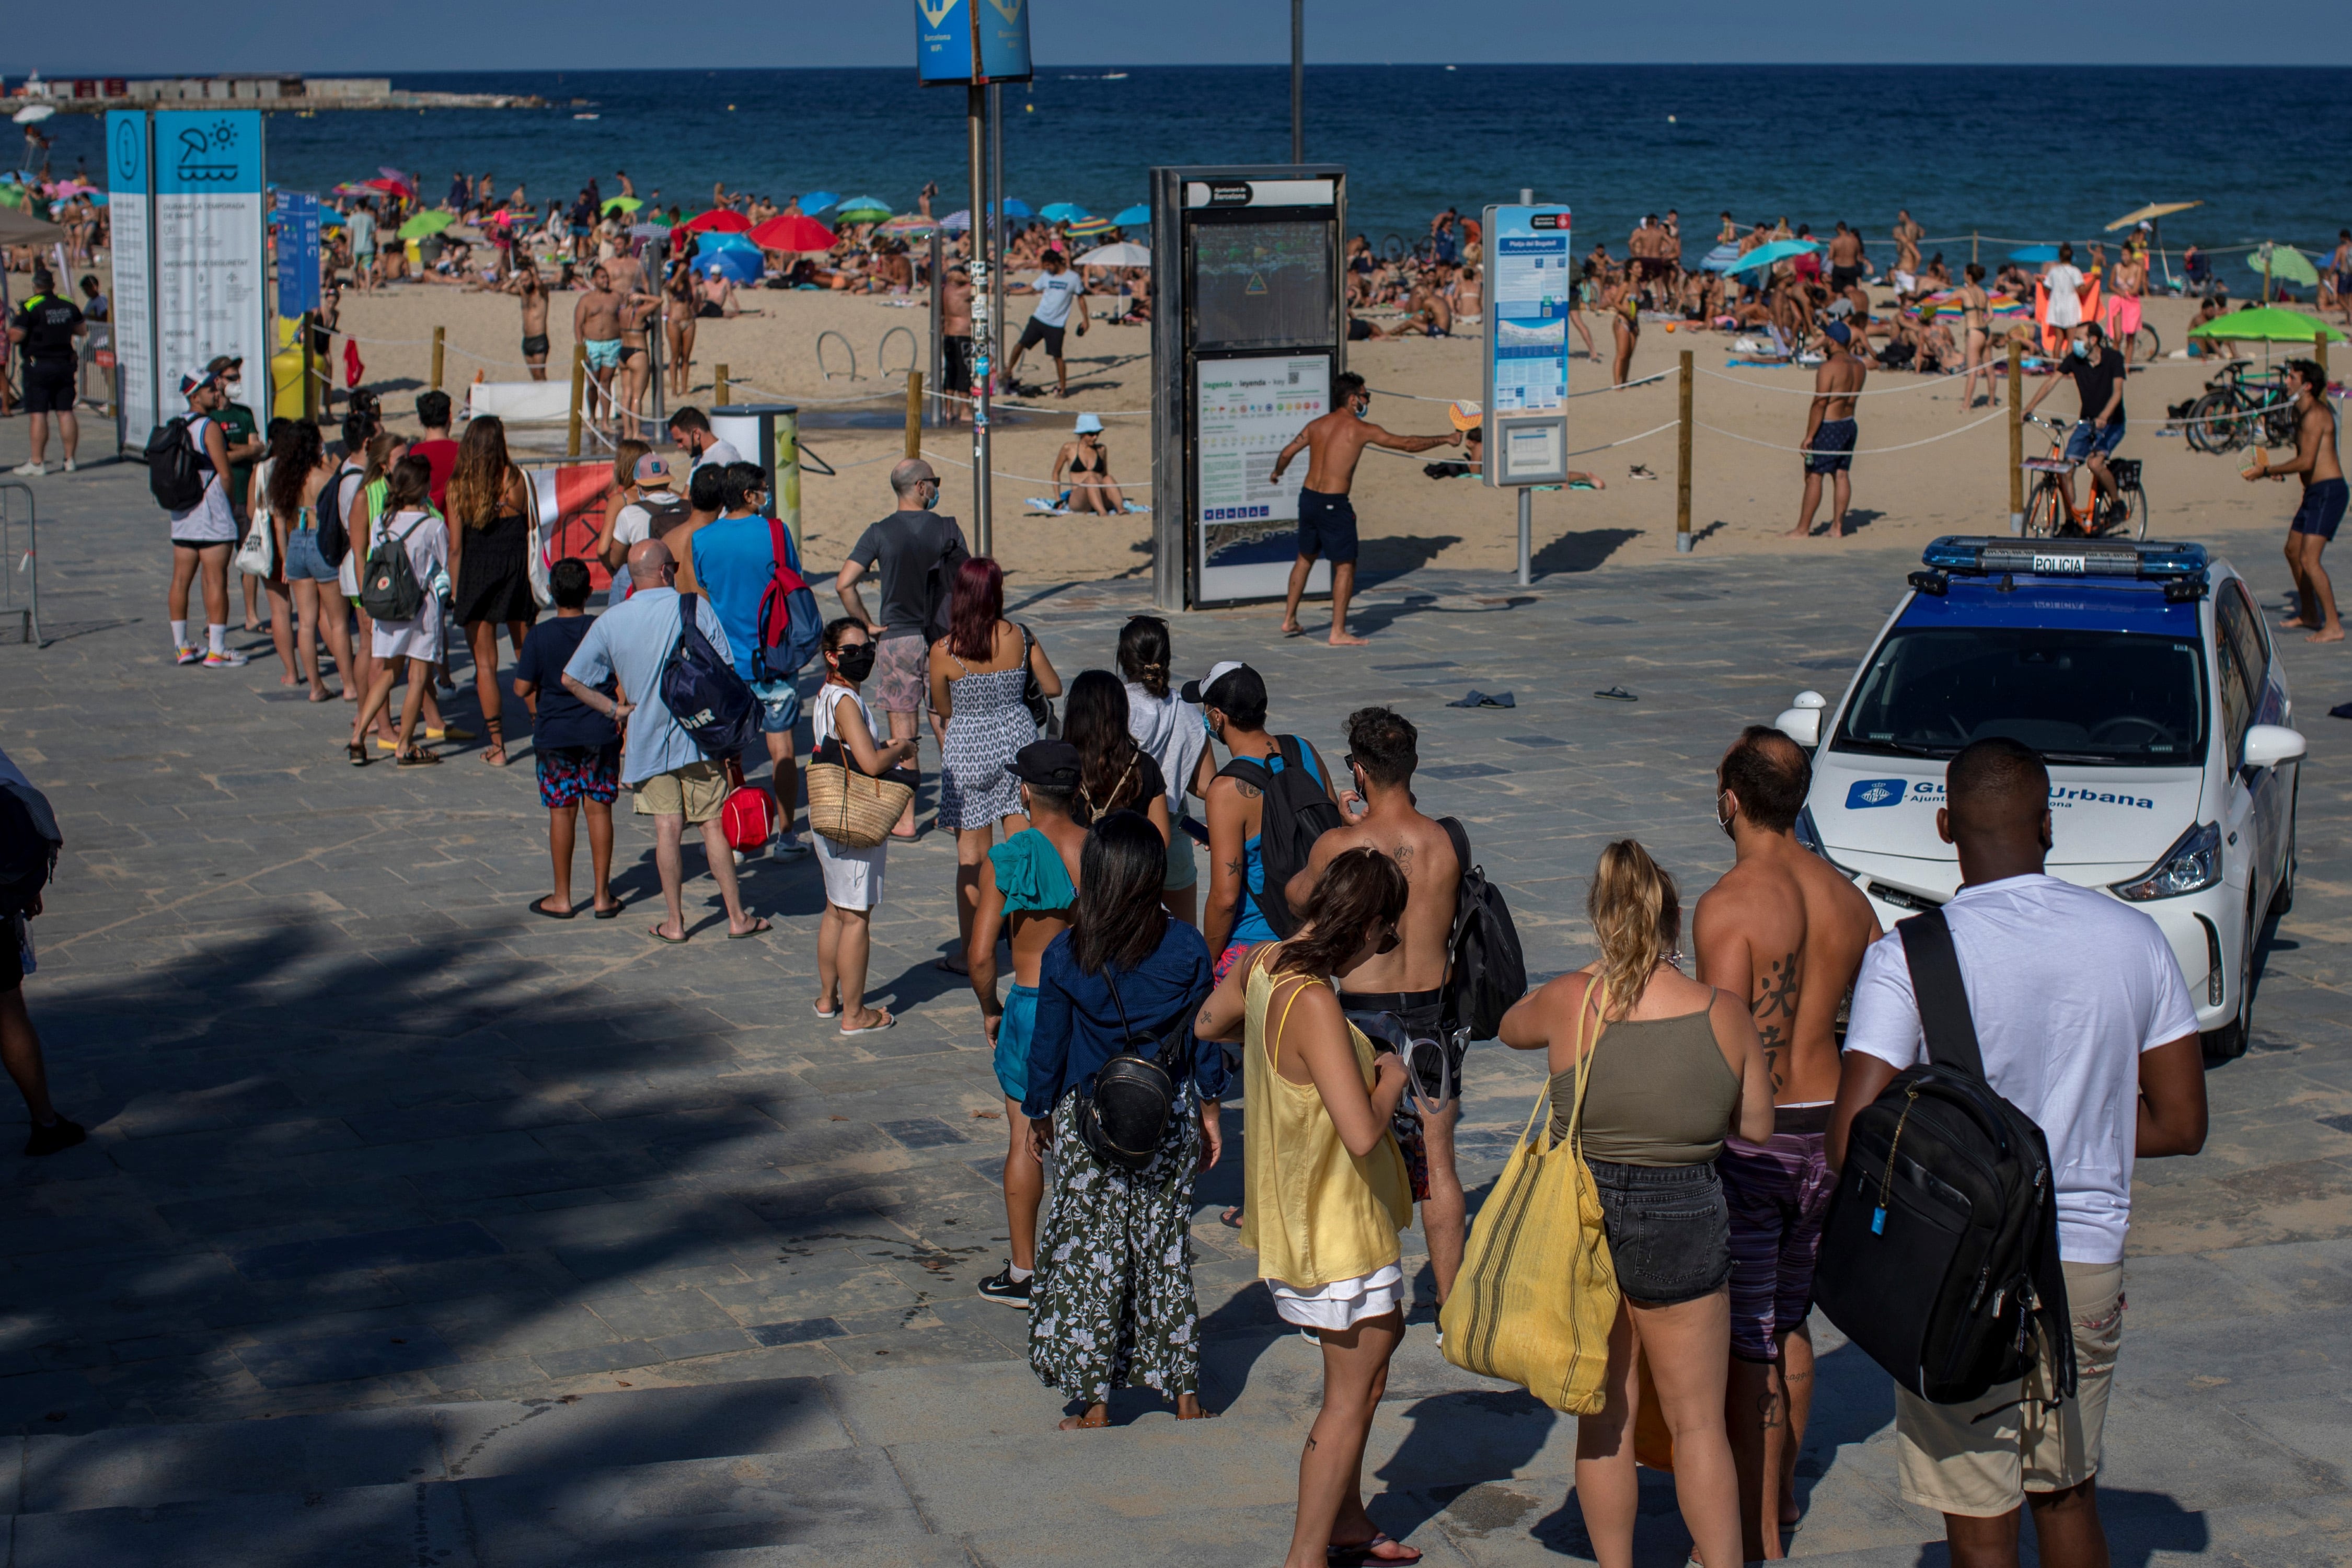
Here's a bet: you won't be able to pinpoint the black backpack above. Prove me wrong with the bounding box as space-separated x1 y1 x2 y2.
145 418 206 512
1217 735 1344 939
315 464 359 568
661 591 760 760
1076 963 1201 1172
1437 817 1527 1042
358 517 428 622
920 523 971 644
0 760 62 920
1813 910 2074 1406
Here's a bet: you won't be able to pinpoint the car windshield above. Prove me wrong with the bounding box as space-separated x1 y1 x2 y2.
1832 626 2207 765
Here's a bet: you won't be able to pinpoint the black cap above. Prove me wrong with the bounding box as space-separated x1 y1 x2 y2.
1180 661 1263 709
1003 740 1081 791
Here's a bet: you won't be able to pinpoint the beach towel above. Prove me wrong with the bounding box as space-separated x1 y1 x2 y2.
1024 496 1150 516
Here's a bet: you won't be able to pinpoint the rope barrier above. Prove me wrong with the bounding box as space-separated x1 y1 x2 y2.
1365 368 1671 406
1695 406 2008 457
918 447 1154 492
1700 366 1962 399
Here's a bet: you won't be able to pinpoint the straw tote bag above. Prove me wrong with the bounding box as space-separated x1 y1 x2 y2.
1439 979 1620 1414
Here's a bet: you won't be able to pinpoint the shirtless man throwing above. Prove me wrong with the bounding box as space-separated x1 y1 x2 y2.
1792 321 1866 537
1693 727 1880 1562
2246 358 2345 642
573 267 624 432
1284 707 1468 1313
511 265 551 382
1269 372 1458 644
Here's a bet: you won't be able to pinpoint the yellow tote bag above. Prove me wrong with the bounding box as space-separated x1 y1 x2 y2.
1439 982 1619 1414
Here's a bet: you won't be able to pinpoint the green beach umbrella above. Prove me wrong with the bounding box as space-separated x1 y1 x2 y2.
397 209 455 240
2249 243 2320 292
835 200 893 224
603 196 642 215
2188 306 2344 343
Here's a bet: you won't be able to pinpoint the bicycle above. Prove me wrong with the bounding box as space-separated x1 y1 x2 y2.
2023 414 2149 539
2178 360 2300 455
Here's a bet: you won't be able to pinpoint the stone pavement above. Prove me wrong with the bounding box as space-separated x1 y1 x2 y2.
0 440 2348 1565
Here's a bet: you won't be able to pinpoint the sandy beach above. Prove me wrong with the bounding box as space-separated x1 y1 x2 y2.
297 281 2328 594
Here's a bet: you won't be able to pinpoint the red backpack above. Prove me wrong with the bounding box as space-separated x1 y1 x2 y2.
754 517 823 682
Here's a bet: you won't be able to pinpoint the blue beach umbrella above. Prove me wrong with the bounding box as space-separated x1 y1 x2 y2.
1113 204 1150 227
1697 242 1742 274
799 191 838 213
1040 202 1089 223
998 197 1033 220
1722 238 1821 277
696 246 764 284
2008 244 2060 264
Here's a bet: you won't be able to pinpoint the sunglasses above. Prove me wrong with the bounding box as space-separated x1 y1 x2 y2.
1374 923 1400 956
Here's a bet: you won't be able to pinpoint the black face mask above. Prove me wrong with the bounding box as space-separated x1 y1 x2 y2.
833 643 877 682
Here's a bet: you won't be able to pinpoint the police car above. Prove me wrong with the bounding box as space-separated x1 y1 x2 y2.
1776 536 2305 1062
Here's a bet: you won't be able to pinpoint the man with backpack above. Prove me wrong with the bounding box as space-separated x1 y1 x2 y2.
561 539 769 945
1829 739 2207 1568
1281 706 1472 1313
153 367 249 668
598 453 691 586
693 462 820 862
1190 662 1344 983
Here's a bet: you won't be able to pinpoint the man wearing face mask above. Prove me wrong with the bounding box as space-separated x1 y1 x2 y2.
1691 725 1879 1562
693 461 814 860
2024 322 2127 526
1268 372 1459 647
207 356 267 631
836 459 969 839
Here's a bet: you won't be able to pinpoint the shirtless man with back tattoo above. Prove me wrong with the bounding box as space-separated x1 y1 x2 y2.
1692 725 1880 1563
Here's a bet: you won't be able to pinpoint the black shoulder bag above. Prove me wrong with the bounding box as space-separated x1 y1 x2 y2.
1075 966 1200 1173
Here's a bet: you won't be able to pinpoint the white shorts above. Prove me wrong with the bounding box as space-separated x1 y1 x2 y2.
815 834 885 912
1268 1262 1404 1331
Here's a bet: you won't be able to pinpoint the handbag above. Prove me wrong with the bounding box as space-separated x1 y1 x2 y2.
803 691 916 848
1439 978 1620 1414
1075 964 1197 1173
1019 624 1056 735
233 512 278 579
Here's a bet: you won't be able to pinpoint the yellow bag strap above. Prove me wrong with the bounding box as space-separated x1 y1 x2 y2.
1561 976 1609 1156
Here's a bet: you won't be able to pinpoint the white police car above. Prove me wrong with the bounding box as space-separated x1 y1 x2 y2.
1777 537 2305 1061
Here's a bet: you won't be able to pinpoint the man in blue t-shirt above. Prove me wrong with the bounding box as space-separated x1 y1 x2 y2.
1002 248 1089 398
512 558 623 919
691 461 812 860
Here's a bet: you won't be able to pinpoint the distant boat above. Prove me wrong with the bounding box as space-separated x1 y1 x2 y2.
573 113 599 121
1103 72 1128 80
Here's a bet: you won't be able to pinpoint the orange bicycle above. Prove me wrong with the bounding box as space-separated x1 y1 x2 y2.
2023 414 2148 539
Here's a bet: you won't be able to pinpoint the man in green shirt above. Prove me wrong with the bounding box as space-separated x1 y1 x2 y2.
205 356 267 631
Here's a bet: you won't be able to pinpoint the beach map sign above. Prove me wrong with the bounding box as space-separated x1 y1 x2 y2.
275 192 322 319
105 110 157 453
1481 203 1575 486
154 110 271 425
914 0 1034 84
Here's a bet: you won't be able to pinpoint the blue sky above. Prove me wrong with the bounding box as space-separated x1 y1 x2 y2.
8 0 2347 73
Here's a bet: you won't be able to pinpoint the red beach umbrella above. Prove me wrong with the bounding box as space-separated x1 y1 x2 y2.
746 214 838 252
681 209 752 235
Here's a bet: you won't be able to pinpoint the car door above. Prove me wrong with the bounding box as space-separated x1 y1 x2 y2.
2212 584 2266 918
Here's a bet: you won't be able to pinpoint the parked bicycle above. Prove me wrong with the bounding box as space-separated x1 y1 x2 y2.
2175 360 2300 455
2023 415 2149 539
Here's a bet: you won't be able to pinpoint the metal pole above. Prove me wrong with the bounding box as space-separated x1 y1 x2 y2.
1290 0 1305 163
1515 488 1531 587
989 80 1006 396
1676 349 1694 552
2007 340 2024 534
928 225 945 426
971 84 995 556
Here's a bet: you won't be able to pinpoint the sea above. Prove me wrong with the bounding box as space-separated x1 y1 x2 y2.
31 66 2352 264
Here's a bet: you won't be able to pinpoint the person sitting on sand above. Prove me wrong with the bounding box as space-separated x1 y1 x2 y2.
1052 415 1127 515
697 268 740 319
1450 264 1483 326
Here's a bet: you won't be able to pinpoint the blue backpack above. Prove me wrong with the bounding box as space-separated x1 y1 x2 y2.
662 593 760 760
753 516 823 683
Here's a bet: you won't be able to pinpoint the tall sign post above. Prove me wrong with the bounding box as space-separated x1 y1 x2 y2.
155 110 271 428
1150 166 1347 610
916 0 1032 558
1481 199 1574 586
106 109 158 454
274 191 321 419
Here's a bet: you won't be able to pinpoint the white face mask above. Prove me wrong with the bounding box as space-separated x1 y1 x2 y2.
222 379 244 399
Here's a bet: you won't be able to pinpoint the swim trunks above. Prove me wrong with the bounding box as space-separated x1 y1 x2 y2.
521 333 550 359
536 743 621 809
1016 316 1066 359
943 334 973 393
1719 1103 1835 1363
584 338 624 370
1297 486 1359 563
2291 477 2348 541
993 983 1041 1100
1829 263 1863 292
1805 418 1858 475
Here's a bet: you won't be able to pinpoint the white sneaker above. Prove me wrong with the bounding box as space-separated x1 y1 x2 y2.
202 648 249 669
769 833 811 861
9 462 45 478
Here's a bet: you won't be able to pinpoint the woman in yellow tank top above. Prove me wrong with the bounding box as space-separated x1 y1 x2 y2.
1199 849 1419 1568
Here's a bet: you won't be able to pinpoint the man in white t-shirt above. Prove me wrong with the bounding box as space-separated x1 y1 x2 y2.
601 453 690 587
666 406 742 474
2041 242 2089 333
1002 248 1089 398
1830 737 2207 1568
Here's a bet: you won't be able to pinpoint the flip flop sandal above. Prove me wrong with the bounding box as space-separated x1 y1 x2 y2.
396 749 443 767
1218 1207 1244 1229
1328 1534 1422 1566
839 1011 896 1036
813 1002 839 1019
647 926 689 945
1593 686 1639 702
345 743 371 767
592 902 624 920
727 919 772 940
1176 1405 1221 1421
529 898 575 920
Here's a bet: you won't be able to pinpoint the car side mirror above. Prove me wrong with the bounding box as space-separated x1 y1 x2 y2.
2242 724 2307 770
1775 690 1828 748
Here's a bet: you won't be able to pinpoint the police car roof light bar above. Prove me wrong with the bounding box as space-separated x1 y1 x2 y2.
1920 536 2209 583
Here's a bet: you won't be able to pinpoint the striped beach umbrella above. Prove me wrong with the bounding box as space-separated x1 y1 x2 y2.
1066 216 1117 239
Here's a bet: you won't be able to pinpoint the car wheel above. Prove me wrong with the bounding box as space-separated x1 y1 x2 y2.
2201 888 2258 1064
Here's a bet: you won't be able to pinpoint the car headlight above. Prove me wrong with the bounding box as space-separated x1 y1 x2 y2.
1794 807 1861 877
2112 822 2223 902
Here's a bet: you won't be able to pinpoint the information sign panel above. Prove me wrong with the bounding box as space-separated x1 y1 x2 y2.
1481 203 1574 486
106 109 158 452
274 192 321 318
914 0 1033 85
155 110 270 425
1194 353 1332 603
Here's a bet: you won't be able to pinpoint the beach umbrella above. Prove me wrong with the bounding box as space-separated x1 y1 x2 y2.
319 210 344 229
603 196 641 215
332 182 366 197
1113 204 1151 227
681 208 751 235
747 213 837 251
799 192 839 214
378 165 409 182
363 177 413 199
696 229 759 252
836 201 893 225
697 247 764 285
12 105 56 125
2188 306 2344 343
937 209 972 232
1722 238 1820 277
1075 241 1150 268
627 222 672 240
1040 202 1089 223
879 214 938 236
2249 243 2320 291
1697 242 1742 274
2007 244 2060 264
1066 216 1117 239
998 197 1033 219
398 210 456 239
2105 201 2201 232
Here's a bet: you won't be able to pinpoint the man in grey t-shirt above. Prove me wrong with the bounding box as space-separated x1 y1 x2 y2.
834 458 969 839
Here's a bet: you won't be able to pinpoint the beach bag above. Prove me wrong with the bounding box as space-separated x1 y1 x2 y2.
804 743 915 851
661 592 761 761
752 516 823 683
1216 735 1343 938
719 784 776 854
1439 979 1619 1414
1019 625 1057 735
145 417 205 512
357 517 427 622
1077 964 1201 1173
233 510 278 579
920 525 970 644
1813 911 2073 1406
1438 817 1527 1043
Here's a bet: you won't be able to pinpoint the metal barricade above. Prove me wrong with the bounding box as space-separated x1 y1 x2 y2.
815 330 859 383
878 326 918 379
0 483 41 649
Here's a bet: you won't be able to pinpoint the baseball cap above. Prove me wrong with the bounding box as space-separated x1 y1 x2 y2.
1003 739 1082 791
1181 660 1261 709
1823 320 1852 347
635 453 673 487
178 367 218 398
1073 413 1104 434
205 354 245 378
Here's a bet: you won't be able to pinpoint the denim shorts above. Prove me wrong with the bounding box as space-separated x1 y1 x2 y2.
2063 418 2126 464
284 528 339 583
753 676 801 736
1588 1157 1733 1306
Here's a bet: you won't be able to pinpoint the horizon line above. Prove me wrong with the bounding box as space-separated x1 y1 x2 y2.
16 61 2352 75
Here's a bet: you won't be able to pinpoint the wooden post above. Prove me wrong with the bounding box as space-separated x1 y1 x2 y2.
714 363 730 407
430 325 445 391
905 370 925 460
1675 350 1694 552
2318 335 2330 382
566 342 586 458
2007 340 2024 535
